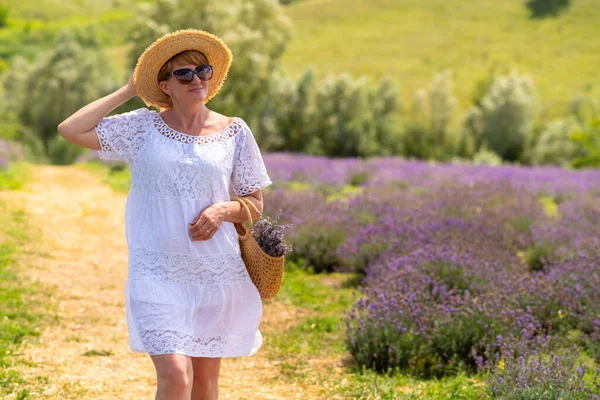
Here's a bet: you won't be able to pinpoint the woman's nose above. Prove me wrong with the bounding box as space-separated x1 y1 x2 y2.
191 73 203 84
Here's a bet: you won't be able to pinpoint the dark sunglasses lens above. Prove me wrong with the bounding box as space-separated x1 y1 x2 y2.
196 65 213 81
173 69 194 84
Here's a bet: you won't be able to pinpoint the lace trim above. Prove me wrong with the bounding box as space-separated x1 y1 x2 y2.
231 123 273 196
95 123 116 157
138 330 257 356
129 248 250 285
151 113 243 145
236 179 274 197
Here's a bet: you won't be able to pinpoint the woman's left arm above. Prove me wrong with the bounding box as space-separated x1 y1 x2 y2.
222 189 263 224
188 190 264 241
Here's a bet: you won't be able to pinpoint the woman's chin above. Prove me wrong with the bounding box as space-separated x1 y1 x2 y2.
188 91 207 100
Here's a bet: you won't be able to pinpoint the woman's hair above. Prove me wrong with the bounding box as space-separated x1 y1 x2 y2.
157 50 210 82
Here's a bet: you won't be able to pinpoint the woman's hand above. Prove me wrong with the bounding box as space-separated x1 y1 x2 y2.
124 72 137 99
188 203 227 241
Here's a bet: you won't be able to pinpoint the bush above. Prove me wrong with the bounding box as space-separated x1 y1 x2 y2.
570 117 600 169
461 72 537 162
286 225 347 273
47 133 86 165
311 72 401 157
526 0 571 18
484 340 600 399
531 117 585 167
403 70 457 161
2 28 116 163
472 146 503 166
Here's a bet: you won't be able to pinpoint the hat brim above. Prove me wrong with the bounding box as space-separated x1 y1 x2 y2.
133 29 232 109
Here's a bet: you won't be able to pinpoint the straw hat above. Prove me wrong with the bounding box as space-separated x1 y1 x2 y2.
133 29 233 109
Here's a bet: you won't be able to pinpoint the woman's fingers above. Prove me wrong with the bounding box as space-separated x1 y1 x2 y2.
190 219 218 241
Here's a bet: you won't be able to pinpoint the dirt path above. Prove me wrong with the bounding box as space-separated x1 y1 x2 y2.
1 165 322 399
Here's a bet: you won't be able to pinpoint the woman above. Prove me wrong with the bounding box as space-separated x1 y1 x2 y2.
57 29 272 400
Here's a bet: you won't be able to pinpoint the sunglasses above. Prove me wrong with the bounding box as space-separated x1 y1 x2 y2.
171 64 213 84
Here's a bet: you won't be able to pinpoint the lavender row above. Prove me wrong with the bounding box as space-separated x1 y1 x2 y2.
263 153 600 195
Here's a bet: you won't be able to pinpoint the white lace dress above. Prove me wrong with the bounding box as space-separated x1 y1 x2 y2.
94 107 273 357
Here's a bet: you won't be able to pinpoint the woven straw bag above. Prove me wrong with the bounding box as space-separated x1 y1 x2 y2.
233 197 285 300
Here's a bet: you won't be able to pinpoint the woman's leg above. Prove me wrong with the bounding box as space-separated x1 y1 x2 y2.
150 354 193 400
191 357 222 400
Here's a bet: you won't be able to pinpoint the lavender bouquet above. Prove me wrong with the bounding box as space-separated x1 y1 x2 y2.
250 208 294 258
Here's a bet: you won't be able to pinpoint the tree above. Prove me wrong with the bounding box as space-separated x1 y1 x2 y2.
126 0 292 144
2 27 116 163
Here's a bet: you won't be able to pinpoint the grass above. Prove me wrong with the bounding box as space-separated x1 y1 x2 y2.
75 160 132 194
0 169 58 398
281 0 600 117
0 162 31 191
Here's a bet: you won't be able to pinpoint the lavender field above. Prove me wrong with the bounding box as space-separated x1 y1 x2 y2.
65 149 600 396
262 153 600 397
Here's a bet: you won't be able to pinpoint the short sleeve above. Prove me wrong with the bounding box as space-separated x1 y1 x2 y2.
231 121 273 196
95 108 150 164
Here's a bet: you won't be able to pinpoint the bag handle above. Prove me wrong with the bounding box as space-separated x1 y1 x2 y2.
233 197 258 237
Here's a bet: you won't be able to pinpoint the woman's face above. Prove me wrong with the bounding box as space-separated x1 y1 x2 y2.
158 60 209 106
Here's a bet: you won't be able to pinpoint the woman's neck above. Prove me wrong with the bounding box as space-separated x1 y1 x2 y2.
164 104 211 133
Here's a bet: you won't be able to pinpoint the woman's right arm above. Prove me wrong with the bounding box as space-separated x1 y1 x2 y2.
57 75 137 151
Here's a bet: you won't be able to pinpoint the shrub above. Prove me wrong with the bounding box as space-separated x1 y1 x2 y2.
570 117 600 169
462 72 537 162
403 70 457 161
286 225 347 273
531 117 585 167
526 0 571 19
484 340 600 399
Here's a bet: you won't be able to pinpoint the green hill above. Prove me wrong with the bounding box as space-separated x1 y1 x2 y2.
3 0 599 117
280 0 600 115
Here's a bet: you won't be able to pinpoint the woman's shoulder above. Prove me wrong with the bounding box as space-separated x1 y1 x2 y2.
103 107 152 122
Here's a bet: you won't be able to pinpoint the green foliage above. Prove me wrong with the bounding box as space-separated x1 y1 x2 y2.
268 69 402 156
310 73 401 157
0 4 9 28
349 171 369 186
462 72 538 162
0 110 22 142
286 225 348 273
0 8 132 63
526 0 571 18
348 321 424 375
125 0 401 157
2 28 117 162
428 310 499 375
486 345 598 399
281 0 600 117
531 117 586 167
403 70 457 161
472 147 503 166
47 134 86 165
0 162 31 191
570 117 600 169
126 0 292 144
524 243 555 272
